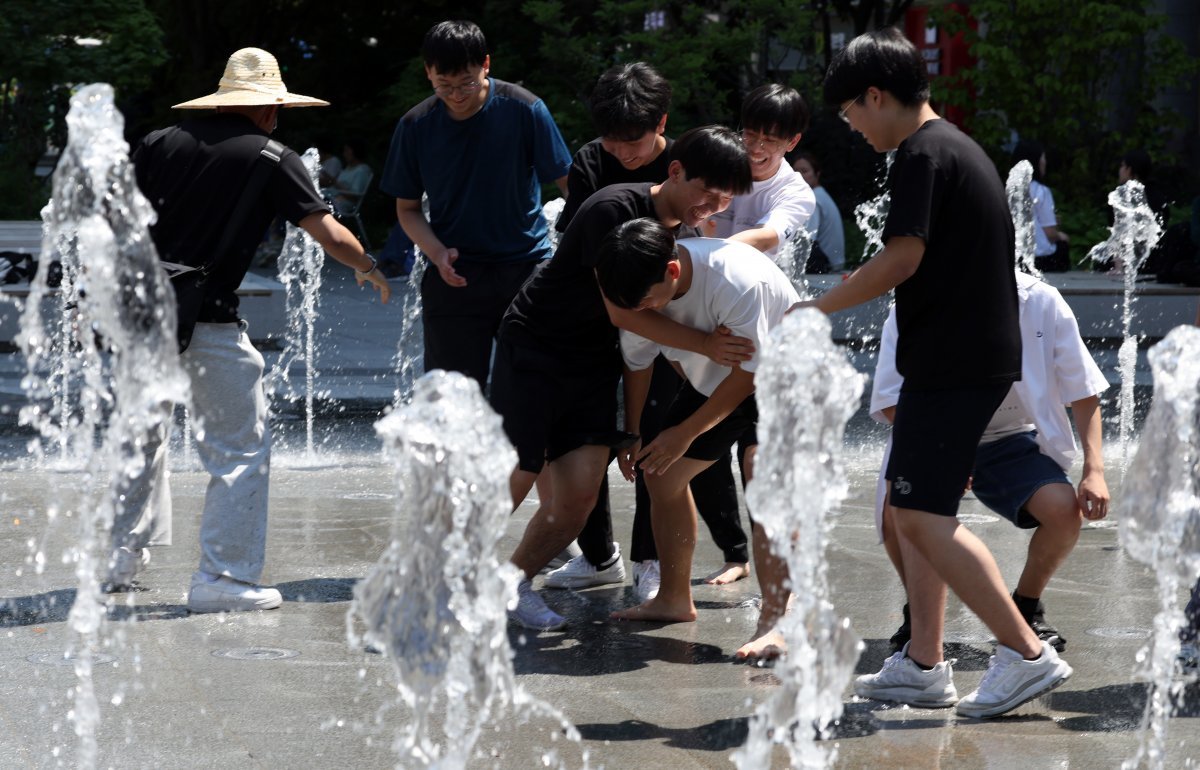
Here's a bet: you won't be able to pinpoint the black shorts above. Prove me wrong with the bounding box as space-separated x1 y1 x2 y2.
489 340 630 474
664 381 758 463
886 383 1012 517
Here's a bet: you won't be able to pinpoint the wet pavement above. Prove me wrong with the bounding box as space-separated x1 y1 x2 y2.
0 267 1196 768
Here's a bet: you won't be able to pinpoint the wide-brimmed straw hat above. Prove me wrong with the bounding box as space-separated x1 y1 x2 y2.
173 47 329 109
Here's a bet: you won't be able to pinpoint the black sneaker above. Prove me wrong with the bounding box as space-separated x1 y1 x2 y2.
889 602 912 653
1025 599 1066 653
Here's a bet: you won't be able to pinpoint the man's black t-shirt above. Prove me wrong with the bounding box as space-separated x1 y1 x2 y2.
556 138 673 233
882 119 1020 389
132 113 328 323
501 183 657 371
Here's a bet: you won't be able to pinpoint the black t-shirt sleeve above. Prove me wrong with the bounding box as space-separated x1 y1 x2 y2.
882 150 941 244
271 151 330 226
557 147 601 232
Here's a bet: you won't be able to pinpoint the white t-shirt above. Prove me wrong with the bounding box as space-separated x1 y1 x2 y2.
980 386 1036 443
709 162 815 256
621 237 801 396
1030 179 1058 257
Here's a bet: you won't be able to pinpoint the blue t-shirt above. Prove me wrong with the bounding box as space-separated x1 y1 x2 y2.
380 78 572 264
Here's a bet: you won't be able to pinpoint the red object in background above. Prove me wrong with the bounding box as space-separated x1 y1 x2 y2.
904 3 977 130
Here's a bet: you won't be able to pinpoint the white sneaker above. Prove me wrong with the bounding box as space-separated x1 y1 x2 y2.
104 547 151 592
508 579 566 631
632 560 661 603
854 642 958 707
956 641 1072 718
543 541 583 573
187 572 282 613
545 545 627 589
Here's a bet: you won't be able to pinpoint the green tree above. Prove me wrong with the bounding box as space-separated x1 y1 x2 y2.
932 0 1196 205
0 0 165 217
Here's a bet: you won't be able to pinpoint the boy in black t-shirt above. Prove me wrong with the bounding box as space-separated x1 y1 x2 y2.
794 28 1071 717
546 62 754 602
494 127 753 631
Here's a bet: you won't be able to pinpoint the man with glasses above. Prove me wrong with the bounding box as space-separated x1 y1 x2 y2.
381 20 572 388
708 84 815 260
798 27 1071 719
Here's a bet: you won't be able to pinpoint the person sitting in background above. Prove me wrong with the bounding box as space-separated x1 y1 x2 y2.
318 143 343 187
793 150 845 273
323 140 372 215
1013 140 1070 272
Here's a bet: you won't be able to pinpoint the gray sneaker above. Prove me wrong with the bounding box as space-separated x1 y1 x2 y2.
854 642 958 707
104 547 151 592
956 641 1072 718
507 579 566 631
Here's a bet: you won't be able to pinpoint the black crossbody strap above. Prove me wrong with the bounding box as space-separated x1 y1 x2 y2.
197 137 286 279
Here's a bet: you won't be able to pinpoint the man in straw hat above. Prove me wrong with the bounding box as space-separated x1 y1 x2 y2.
106 47 391 613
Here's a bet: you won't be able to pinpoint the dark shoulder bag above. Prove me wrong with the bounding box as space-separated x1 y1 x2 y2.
171 138 285 352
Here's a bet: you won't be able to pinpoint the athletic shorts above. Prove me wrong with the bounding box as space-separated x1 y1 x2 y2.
489 339 631 474
663 381 757 463
886 383 1012 517
972 431 1070 528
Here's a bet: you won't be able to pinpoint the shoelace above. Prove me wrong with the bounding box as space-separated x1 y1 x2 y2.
976 653 1015 691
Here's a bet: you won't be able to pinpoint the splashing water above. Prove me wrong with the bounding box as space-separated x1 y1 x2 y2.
391 256 427 407
853 152 894 265
733 309 865 769
1005 160 1042 278
543 197 566 250
18 83 188 769
775 228 813 298
1119 326 1200 770
349 371 583 768
1087 180 1164 476
267 147 325 459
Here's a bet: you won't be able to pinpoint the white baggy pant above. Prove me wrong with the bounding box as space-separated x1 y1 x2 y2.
111 321 271 584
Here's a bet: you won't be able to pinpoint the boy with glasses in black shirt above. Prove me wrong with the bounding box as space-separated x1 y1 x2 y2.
796 27 1071 719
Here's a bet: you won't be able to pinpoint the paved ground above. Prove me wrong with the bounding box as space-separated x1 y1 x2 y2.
0 266 1196 768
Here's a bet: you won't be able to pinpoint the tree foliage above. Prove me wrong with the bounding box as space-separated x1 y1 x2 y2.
932 0 1197 205
0 0 165 216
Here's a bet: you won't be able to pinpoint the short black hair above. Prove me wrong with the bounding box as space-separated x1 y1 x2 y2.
422 20 488 74
822 27 930 108
1122 148 1152 181
742 84 809 138
793 149 822 176
590 62 672 141
670 126 753 196
1012 139 1046 183
595 218 678 309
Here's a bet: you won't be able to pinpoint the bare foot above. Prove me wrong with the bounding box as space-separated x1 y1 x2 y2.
610 596 697 623
703 561 750 585
735 625 786 661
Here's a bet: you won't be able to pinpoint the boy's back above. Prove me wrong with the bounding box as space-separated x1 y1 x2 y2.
621 237 800 395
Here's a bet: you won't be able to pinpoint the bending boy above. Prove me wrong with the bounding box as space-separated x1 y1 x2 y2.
597 223 800 659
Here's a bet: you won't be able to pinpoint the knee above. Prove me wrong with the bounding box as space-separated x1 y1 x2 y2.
644 473 689 505
1028 485 1083 534
550 489 599 527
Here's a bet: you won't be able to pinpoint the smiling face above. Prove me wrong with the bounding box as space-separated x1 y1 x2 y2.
740 128 801 182
667 166 736 227
426 57 490 119
600 114 668 171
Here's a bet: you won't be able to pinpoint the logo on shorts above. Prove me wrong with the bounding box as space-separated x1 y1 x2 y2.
1036 330 1044 337
894 477 912 496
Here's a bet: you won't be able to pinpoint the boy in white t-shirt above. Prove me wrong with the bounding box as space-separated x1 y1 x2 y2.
708 83 815 258
594 219 800 659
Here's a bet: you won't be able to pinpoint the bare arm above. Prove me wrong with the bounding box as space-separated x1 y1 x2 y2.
728 226 780 254
1043 225 1069 244
554 176 568 199
298 212 390 303
396 198 465 287
617 365 653 481
1070 394 1108 519
637 367 756 476
792 235 924 315
604 295 754 366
